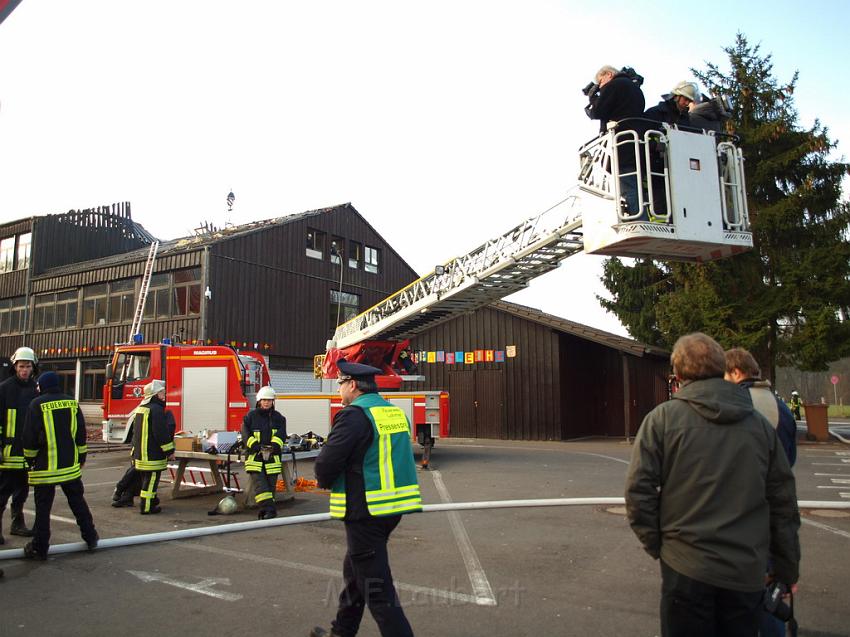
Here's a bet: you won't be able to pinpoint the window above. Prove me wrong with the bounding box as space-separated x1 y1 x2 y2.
364 245 380 274
33 294 55 331
306 229 326 259
348 241 362 269
330 236 345 265
173 268 201 316
16 233 31 271
330 290 359 334
112 351 152 384
39 361 76 396
108 279 136 324
0 297 26 334
0 238 14 273
81 360 107 401
143 273 170 320
56 290 79 328
82 284 109 326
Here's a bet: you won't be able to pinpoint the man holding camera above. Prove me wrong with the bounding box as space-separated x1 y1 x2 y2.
584 65 645 216
625 333 800 637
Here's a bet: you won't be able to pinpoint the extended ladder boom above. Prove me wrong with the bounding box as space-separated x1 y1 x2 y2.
329 198 585 350
127 240 159 343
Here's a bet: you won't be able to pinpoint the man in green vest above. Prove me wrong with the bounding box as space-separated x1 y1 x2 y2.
311 361 421 637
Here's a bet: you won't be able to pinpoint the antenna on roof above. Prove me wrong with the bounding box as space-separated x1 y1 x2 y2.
225 189 235 228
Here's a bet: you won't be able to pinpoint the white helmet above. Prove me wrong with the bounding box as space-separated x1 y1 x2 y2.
216 495 238 515
257 386 276 401
11 346 38 365
671 81 698 102
791 390 799 396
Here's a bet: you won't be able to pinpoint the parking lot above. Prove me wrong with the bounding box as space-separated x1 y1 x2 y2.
1 437 848 637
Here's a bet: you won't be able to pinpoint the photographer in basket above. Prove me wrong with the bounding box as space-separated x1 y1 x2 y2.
584 65 646 217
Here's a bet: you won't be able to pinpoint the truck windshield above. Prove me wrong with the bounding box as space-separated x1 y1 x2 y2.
113 352 152 384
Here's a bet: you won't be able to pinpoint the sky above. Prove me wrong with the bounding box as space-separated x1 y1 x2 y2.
1 0 848 338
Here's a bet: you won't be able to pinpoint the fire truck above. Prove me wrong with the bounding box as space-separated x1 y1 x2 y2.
104 121 751 462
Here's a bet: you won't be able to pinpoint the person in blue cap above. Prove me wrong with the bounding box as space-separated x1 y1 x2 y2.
311 360 421 637
21 371 98 559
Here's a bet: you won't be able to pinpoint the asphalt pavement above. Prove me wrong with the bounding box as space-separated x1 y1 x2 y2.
0 437 848 637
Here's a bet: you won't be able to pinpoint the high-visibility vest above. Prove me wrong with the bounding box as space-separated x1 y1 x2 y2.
330 393 422 519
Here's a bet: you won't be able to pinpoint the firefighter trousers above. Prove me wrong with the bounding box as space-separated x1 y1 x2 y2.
332 515 413 637
0 468 29 510
139 470 162 513
32 478 96 555
248 470 276 514
115 462 142 497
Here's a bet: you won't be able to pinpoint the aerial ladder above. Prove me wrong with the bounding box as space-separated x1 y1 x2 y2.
317 122 752 453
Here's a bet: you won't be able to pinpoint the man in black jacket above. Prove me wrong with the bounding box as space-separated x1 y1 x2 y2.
0 346 39 542
21 372 98 559
585 65 645 216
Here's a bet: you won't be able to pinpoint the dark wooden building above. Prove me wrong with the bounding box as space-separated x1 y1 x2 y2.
0 202 417 403
410 301 670 440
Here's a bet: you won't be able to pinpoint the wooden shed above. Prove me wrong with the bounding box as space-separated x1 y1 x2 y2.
409 301 670 440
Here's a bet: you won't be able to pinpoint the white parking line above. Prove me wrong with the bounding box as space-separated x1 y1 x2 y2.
431 470 497 606
803 518 850 540
184 542 488 605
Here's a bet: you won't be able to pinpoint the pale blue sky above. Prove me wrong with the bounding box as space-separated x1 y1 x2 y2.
1 1 847 336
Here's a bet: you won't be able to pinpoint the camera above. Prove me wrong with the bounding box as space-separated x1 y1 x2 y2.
619 66 644 86
762 581 793 622
582 81 598 97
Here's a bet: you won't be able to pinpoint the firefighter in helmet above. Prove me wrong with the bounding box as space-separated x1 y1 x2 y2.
0 346 40 543
789 390 802 421
242 385 287 520
131 380 176 514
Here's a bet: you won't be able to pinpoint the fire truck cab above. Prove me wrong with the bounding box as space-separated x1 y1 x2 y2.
101 342 270 442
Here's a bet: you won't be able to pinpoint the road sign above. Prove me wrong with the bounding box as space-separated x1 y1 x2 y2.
831 375 840 385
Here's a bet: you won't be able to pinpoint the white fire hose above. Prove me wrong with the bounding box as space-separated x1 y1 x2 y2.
1 497 847 561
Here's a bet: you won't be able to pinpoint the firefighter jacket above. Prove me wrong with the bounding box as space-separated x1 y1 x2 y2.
131 397 175 471
21 389 87 485
241 407 286 474
0 374 38 470
317 392 422 521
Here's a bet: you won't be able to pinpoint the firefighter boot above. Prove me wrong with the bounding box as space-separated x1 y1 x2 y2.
23 541 47 560
10 504 34 537
112 492 135 508
309 628 344 637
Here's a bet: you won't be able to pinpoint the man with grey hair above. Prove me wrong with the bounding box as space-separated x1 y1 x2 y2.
584 64 645 216
625 332 800 637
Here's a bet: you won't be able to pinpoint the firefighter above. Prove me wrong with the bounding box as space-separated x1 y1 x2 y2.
21 372 98 559
131 380 175 514
0 346 40 543
242 385 286 520
311 361 421 637
790 390 802 421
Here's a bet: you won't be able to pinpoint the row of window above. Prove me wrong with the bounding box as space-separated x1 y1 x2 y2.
306 230 381 274
0 232 32 274
0 268 201 335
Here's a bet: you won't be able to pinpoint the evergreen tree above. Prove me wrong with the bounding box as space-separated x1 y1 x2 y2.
599 34 850 380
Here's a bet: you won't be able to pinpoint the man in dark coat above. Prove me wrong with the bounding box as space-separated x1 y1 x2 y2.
625 333 800 637
21 372 98 559
585 65 646 216
241 385 287 520
130 380 175 514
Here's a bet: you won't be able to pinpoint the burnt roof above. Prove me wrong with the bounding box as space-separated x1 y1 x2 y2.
36 203 374 279
491 300 669 359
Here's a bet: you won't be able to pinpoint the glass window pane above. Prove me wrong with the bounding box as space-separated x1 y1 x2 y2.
83 299 95 325
95 297 107 324
84 284 108 298
16 232 32 270
34 306 44 331
122 293 135 322
173 268 200 284
108 296 121 323
173 286 188 315
155 288 169 318
111 279 135 292
0 237 14 273
43 305 55 330
149 273 169 288
67 302 77 327
188 284 201 314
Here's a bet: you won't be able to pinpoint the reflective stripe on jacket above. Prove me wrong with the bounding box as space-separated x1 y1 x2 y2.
131 402 175 471
242 408 286 474
330 393 422 519
22 393 88 485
